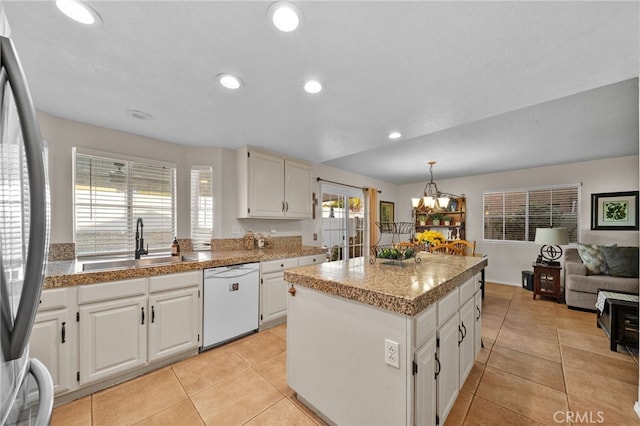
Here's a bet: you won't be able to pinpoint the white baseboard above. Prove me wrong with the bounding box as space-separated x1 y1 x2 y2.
634 401 640 418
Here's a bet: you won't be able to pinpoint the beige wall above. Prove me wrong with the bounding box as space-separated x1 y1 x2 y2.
38 112 398 249
38 112 220 244
39 113 638 283
399 155 640 285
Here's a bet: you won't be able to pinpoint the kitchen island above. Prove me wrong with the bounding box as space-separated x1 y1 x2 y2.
284 252 487 426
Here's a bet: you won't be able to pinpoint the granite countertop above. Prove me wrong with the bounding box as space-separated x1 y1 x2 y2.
44 246 326 289
284 252 488 316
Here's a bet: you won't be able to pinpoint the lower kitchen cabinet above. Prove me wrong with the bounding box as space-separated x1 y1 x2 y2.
260 256 325 328
30 287 77 396
148 286 200 362
459 297 475 389
33 271 202 395
437 312 460 422
414 335 437 426
78 290 148 385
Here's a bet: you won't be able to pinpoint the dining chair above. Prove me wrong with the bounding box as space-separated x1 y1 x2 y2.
450 240 476 256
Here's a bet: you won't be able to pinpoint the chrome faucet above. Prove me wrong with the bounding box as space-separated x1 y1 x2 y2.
134 218 148 259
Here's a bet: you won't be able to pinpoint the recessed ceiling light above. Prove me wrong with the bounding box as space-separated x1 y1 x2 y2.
127 110 153 120
388 131 402 140
269 2 302 32
304 80 323 94
56 0 101 25
217 73 244 90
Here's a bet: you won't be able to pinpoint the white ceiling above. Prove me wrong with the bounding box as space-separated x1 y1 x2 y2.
3 1 639 184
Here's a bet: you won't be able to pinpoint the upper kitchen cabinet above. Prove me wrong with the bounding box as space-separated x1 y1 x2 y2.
236 146 312 219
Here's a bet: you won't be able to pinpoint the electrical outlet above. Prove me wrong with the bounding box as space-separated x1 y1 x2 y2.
232 225 242 234
384 339 400 368
270 226 277 233
313 233 318 241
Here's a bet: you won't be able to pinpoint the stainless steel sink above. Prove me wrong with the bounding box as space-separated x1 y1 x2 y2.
82 255 187 271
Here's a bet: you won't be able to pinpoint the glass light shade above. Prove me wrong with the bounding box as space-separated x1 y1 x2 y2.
534 228 569 245
438 196 450 209
411 198 420 208
424 196 435 208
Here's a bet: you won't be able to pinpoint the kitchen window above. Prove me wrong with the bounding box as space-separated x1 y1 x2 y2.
483 184 580 243
190 166 213 250
74 150 176 257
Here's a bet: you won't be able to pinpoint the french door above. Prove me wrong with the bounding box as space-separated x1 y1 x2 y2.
320 183 365 261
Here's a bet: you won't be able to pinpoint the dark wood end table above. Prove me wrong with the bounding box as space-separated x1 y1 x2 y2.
532 263 563 303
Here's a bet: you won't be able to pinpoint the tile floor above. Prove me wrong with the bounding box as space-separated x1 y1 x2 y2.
51 283 640 425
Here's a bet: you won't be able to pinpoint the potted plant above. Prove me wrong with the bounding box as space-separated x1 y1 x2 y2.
443 215 453 226
431 212 443 226
417 214 427 226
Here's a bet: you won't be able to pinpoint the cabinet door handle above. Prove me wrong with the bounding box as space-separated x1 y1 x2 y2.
151 306 155 323
476 305 481 321
285 201 289 212
61 321 66 344
461 322 467 340
434 353 441 380
141 307 145 325
458 325 463 346
282 201 285 212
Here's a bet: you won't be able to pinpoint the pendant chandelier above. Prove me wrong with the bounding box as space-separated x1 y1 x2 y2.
411 161 454 211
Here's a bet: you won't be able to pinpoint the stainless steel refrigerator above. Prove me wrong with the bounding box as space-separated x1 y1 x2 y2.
0 35 54 425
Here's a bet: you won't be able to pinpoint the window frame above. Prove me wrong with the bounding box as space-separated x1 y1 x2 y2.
73 148 177 258
190 165 213 251
483 183 581 243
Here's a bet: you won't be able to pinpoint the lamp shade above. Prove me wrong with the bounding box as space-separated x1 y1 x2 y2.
534 228 569 246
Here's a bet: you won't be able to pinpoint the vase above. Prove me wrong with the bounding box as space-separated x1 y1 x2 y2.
419 221 426 226
444 221 451 226
432 220 440 226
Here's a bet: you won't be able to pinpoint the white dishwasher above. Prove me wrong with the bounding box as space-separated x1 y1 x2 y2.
202 262 260 350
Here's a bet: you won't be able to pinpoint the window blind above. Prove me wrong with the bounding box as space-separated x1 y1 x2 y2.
74 152 176 257
190 166 213 250
483 185 579 243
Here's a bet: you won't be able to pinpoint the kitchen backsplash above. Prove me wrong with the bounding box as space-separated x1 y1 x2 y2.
48 243 76 261
210 235 302 251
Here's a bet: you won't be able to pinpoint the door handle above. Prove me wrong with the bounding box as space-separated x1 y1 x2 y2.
285 201 289 212
435 353 441 380
476 305 481 320
461 322 467 339
458 325 463 346
141 307 145 325
151 306 155 323
61 322 66 344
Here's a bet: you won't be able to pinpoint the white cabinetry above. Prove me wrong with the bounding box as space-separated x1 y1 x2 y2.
148 271 201 362
78 278 148 385
414 274 483 425
30 287 76 396
236 146 312 219
260 256 326 329
77 271 202 386
260 258 299 327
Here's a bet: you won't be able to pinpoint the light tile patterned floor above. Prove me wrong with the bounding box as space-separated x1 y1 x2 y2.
51 283 640 425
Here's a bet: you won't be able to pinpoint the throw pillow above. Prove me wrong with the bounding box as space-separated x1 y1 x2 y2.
576 243 610 275
600 246 639 278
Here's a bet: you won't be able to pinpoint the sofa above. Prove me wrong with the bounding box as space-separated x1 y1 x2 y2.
564 245 639 311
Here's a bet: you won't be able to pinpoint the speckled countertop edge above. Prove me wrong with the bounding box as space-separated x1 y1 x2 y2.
284 253 488 316
44 246 326 289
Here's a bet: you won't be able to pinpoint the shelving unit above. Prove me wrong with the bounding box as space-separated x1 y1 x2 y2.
414 196 466 241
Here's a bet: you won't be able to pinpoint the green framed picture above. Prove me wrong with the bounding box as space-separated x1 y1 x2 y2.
591 191 639 230
379 201 394 223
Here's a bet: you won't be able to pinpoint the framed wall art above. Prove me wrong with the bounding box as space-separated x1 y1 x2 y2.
379 201 394 223
591 191 639 230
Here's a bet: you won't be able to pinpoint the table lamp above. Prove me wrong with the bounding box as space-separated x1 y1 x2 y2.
534 228 569 266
